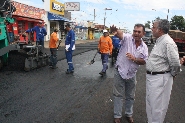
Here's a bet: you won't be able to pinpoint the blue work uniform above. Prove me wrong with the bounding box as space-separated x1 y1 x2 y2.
65 29 75 71
26 26 47 47
112 35 120 49
112 35 120 61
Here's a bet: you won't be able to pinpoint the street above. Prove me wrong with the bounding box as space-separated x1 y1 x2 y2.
0 43 185 123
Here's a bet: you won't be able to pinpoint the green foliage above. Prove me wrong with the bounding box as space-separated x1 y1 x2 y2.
145 21 151 28
170 15 185 31
152 17 160 23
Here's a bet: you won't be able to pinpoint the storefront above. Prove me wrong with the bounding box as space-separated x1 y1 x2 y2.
43 0 71 40
87 22 95 40
73 21 88 40
12 1 46 42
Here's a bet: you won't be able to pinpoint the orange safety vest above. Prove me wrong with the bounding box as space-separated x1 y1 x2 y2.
49 32 59 48
98 36 113 54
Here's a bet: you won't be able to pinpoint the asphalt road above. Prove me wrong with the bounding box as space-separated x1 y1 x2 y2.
0 44 185 123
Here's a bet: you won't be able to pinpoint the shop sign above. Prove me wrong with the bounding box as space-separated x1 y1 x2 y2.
12 1 45 20
50 0 64 15
52 2 64 12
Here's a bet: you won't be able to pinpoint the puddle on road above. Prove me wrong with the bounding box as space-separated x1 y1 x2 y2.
57 50 115 79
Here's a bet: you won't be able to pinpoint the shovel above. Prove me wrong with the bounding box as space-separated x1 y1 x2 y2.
88 50 98 65
57 39 62 50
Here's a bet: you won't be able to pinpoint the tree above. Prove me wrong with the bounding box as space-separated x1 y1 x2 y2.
152 17 160 23
170 15 185 31
145 21 151 28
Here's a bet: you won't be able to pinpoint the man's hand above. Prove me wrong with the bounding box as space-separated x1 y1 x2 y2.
180 56 185 65
59 39 62 43
97 48 100 54
109 53 112 58
68 47 72 51
126 52 135 61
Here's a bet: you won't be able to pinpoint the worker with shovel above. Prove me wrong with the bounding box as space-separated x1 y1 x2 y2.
49 28 61 69
98 29 113 76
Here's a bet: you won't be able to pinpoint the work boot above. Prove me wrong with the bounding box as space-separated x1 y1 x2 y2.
66 69 74 74
67 68 74 71
51 66 58 69
99 71 105 76
49 64 52 67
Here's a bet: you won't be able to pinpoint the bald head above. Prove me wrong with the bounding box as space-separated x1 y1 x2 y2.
116 30 123 40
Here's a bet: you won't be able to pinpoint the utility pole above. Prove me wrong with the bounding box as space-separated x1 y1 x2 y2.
104 8 112 29
94 9 95 21
167 9 169 20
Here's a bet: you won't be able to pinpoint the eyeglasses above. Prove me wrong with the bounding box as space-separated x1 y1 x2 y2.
133 30 142 34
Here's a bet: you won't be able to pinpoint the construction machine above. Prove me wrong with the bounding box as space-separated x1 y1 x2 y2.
0 0 49 71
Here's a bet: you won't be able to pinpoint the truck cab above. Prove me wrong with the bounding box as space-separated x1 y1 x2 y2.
142 28 152 46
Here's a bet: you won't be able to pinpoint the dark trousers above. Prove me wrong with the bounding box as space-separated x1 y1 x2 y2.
112 48 119 60
36 38 44 47
50 48 57 67
101 53 109 72
65 50 74 71
8 32 14 42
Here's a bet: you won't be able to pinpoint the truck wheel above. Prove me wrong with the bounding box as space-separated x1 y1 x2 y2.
0 57 3 70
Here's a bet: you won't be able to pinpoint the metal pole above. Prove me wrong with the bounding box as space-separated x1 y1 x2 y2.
103 8 112 29
167 9 169 20
94 9 95 21
104 10 106 29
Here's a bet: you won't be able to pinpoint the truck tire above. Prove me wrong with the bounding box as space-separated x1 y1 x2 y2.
0 57 3 70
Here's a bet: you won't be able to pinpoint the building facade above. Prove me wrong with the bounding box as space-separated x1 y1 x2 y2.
12 1 46 42
43 0 71 41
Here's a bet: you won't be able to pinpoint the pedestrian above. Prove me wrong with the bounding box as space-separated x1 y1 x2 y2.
98 29 113 76
49 28 60 69
146 19 181 123
111 30 120 63
25 21 47 47
65 23 75 74
113 24 148 123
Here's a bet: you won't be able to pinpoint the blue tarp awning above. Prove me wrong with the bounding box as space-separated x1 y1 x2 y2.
48 12 71 22
75 26 88 29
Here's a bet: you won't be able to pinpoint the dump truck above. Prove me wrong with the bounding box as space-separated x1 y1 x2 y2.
142 28 153 46
169 30 185 56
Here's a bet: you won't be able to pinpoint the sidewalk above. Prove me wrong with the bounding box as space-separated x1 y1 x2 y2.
32 39 98 48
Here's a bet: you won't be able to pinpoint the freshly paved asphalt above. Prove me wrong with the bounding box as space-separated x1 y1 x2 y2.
0 43 185 123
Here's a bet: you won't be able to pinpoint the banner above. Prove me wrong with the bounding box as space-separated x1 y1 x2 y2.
13 1 45 20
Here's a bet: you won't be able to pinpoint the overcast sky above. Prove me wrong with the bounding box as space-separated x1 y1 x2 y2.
14 0 185 32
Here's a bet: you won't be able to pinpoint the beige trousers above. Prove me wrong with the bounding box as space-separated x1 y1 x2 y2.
146 73 173 123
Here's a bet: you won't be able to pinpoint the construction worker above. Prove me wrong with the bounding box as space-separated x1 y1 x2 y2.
49 29 60 69
25 21 47 47
65 23 75 74
6 22 14 43
98 29 113 76
111 30 120 62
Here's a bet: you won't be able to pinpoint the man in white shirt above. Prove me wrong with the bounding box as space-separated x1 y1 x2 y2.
146 19 181 123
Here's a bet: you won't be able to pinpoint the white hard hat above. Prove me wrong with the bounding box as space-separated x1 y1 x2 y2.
103 30 108 33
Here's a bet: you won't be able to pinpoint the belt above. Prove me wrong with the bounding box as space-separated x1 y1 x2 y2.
146 71 170 75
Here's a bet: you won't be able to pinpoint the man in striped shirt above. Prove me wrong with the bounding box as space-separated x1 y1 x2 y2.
113 24 148 123
146 19 181 123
